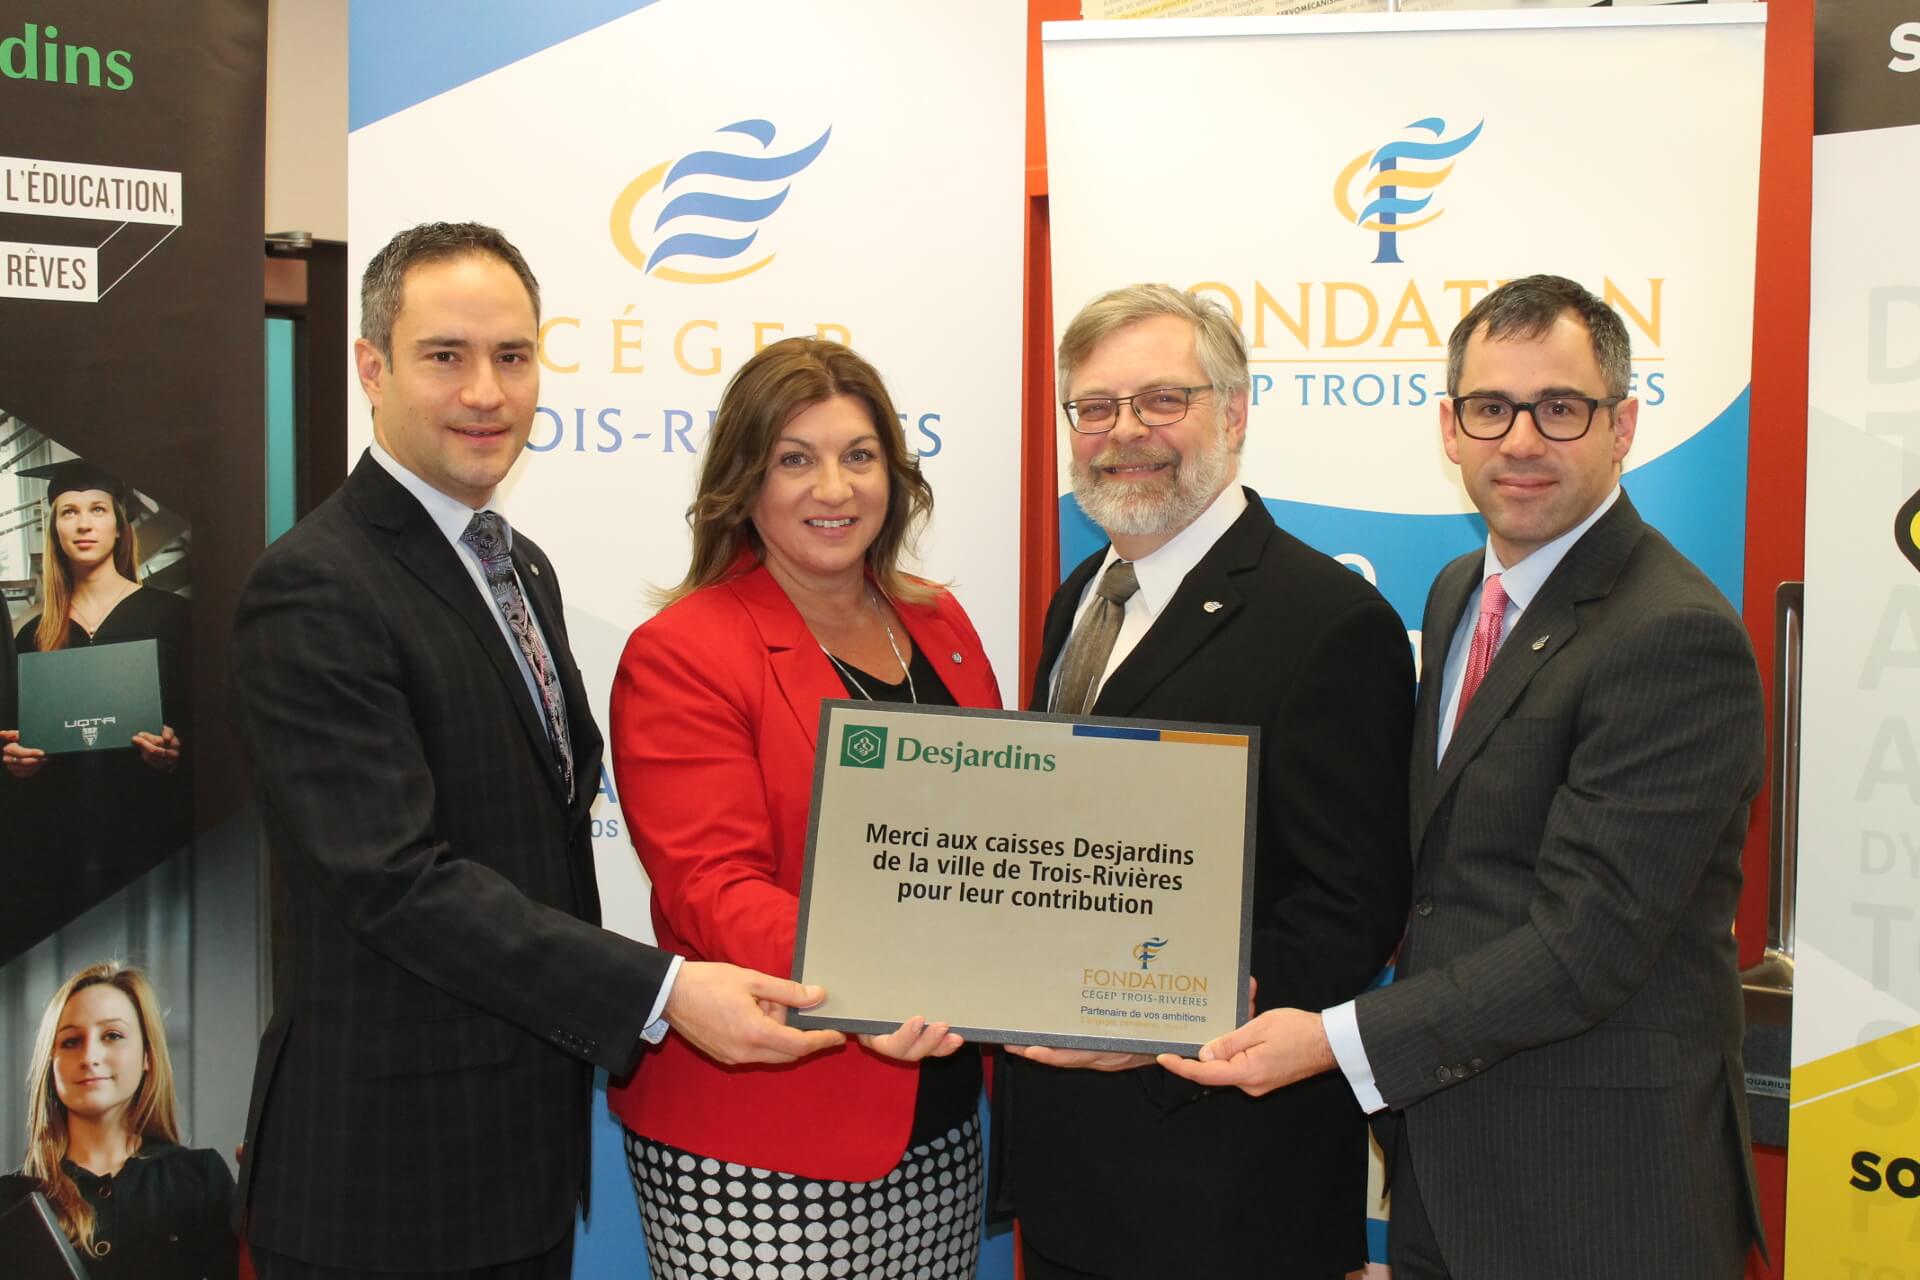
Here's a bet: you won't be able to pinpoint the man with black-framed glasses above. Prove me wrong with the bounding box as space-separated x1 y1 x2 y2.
994 283 1414 1279
1164 274 1767 1279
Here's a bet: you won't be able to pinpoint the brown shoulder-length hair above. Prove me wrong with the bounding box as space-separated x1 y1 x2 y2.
35 492 142 653
660 337 937 606
22 962 181 1253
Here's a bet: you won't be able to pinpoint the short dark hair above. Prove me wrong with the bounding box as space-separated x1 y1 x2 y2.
359 222 541 358
1447 274 1631 399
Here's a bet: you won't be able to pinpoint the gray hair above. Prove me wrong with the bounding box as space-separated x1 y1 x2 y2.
1057 284 1249 402
1446 274 1631 399
359 222 541 358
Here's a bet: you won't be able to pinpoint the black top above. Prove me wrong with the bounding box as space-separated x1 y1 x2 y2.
0 1141 237 1280
828 642 984 1147
3 585 194 964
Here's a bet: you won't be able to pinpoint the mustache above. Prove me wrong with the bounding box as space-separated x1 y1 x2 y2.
1086 445 1178 471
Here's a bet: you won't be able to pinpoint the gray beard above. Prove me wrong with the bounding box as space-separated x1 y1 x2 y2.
1070 429 1234 538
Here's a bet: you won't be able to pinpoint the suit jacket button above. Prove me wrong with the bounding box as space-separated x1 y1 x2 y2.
1413 897 1434 917
1435 1066 1452 1083
1470 1057 1484 1070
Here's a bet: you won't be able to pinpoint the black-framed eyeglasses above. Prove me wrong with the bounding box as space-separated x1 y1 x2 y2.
1451 393 1625 442
1063 385 1212 434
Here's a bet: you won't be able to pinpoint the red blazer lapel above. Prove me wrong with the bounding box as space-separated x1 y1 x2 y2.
725 564 844 752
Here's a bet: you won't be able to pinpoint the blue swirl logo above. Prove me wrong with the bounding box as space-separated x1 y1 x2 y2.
1333 117 1484 265
609 119 832 284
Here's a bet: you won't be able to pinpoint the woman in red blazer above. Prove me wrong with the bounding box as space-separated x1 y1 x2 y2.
609 338 1001 1280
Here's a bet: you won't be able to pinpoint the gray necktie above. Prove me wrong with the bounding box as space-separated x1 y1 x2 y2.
461 512 574 798
1052 560 1140 715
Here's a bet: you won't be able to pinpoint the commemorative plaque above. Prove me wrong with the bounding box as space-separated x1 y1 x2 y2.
791 701 1256 1054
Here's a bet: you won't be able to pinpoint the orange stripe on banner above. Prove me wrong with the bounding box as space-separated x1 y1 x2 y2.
1159 731 1249 747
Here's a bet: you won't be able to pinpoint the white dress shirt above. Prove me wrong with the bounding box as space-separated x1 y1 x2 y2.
1048 484 1249 707
1322 486 1621 1112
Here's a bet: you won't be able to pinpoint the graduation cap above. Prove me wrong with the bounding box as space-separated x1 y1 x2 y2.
15 459 157 520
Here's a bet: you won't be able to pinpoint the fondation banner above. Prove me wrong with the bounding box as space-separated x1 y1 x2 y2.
1788 2 1920 1269
1044 7 1764 640
1044 8 1765 1269
349 3 1025 1272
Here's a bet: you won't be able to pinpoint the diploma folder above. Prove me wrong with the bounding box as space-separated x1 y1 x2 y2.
0 1191 90 1280
17 638 163 755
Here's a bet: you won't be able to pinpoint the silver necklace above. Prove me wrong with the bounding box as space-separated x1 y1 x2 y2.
820 590 916 703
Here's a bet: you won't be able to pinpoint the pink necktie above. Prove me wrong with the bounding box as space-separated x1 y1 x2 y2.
1454 573 1508 727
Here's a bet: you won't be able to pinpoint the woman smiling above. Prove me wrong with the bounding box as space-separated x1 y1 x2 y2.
0 963 235 1278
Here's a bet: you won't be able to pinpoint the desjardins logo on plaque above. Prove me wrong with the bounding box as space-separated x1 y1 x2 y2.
840 725 888 769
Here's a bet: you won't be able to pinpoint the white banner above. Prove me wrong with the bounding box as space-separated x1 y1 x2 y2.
1789 1 1920 1268
1044 7 1765 652
349 0 1026 937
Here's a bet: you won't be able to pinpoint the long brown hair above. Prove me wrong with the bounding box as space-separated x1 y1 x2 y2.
35 491 142 653
22 962 181 1252
660 337 937 607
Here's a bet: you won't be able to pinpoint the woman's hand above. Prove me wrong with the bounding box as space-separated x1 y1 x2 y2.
132 724 182 771
860 1016 964 1063
2 729 46 779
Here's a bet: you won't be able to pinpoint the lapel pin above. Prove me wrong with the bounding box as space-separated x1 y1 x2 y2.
951 651 964 663
528 563 540 576
1531 634 1549 651
1203 601 1223 613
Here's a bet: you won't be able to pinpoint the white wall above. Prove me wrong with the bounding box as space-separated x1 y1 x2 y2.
265 0 346 241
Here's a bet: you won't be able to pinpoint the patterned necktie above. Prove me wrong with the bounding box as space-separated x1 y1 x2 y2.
1454 572 1509 727
1052 560 1140 715
461 511 574 797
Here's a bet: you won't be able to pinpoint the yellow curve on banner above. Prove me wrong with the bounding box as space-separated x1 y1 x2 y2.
609 161 671 272
608 159 776 284
654 257 776 285
1784 1021 1920 1273
1333 149 1371 224
1362 163 1455 194
1335 151 1450 233
1909 508 1920 549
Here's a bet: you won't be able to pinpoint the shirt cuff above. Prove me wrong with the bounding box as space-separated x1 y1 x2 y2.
641 953 685 1045
1322 999 1387 1114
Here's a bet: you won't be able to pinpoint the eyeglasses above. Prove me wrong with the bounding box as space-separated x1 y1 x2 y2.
1451 393 1625 442
1063 386 1212 434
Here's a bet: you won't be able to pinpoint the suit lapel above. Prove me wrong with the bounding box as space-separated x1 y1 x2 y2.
346 457 565 805
730 565 845 751
895 604 997 708
1410 554 1479 844
1416 495 1646 843
1088 498 1269 717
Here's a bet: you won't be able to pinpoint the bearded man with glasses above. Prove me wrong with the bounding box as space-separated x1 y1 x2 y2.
993 283 1414 1279
1164 274 1768 1279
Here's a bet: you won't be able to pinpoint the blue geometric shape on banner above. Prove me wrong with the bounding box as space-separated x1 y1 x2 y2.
1058 384 1752 625
349 1 661 131
1617 386 1751 614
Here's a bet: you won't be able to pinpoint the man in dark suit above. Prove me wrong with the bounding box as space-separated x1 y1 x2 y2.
997 284 1414 1278
229 223 842 1279
1166 275 1766 1277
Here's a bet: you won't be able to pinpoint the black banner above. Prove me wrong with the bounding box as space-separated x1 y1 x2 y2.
1816 0 1920 136
0 1 266 959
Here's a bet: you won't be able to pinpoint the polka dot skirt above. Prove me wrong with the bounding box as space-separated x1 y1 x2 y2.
623 1113 983 1280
